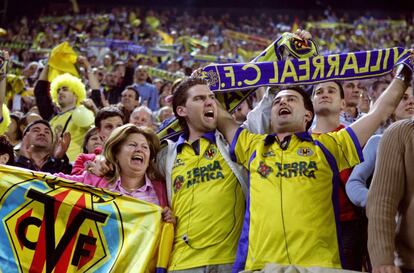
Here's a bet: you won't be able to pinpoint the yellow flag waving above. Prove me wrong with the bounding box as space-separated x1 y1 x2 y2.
48 42 80 82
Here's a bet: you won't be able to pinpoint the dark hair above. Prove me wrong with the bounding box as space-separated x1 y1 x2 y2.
0 136 15 165
23 120 53 139
172 77 208 131
94 106 124 129
371 80 389 92
124 85 140 101
276 85 314 131
82 127 100 153
9 113 22 141
159 81 172 95
312 81 344 99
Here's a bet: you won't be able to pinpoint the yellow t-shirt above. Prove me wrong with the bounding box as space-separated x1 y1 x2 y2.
231 127 363 271
50 109 91 162
168 133 245 270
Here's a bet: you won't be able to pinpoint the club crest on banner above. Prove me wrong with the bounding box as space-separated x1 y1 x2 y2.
0 174 124 273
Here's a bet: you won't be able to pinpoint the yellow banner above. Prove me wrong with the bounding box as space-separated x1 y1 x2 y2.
0 165 170 273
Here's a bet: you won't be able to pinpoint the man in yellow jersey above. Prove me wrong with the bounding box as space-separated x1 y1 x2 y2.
216 56 413 272
157 77 248 273
34 57 96 162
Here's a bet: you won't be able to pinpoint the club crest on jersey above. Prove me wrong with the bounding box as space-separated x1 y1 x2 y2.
173 158 185 168
204 146 217 160
262 151 275 157
297 147 313 157
257 161 273 178
173 175 184 193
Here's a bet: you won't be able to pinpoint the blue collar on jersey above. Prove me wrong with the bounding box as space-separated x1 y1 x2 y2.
264 131 313 146
176 131 216 153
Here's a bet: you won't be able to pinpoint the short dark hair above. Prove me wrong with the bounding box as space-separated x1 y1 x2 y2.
172 77 209 131
0 136 15 165
371 80 388 92
23 120 53 139
9 113 22 141
312 81 344 99
94 106 124 129
276 85 314 131
124 85 140 101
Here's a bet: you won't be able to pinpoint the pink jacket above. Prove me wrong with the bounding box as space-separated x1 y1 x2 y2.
71 153 98 175
55 172 168 207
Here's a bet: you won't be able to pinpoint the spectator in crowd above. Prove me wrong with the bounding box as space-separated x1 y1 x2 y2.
157 106 174 124
5 113 22 146
34 63 95 162
16 120 72 174
340 80 365 126
367 118 414 273
368 79 389 107
347 85 414 208
0 50 10 136
0 135 15 165
118 86 140 123
358 86 370 114
131 65 159 111
82 126 103 154
129 105 154 129
159 81 173 107
311 80 365 270
232 99 252 124
56 124 175 223
216 56 412 271
156 77 247 272
71 106 124 174
19 112 42 135
22 61 44 87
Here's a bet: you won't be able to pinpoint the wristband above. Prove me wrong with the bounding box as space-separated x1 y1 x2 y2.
394 63 412 85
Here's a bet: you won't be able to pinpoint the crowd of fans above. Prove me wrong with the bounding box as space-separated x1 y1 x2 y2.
0 4 413 273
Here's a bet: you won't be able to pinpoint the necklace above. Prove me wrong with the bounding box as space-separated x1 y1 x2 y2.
121 184 141 192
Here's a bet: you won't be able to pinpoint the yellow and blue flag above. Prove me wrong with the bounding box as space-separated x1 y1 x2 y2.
0 165 173 273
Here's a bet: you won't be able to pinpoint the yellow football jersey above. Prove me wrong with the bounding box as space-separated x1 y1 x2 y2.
168 132 245 270
230 127 363 271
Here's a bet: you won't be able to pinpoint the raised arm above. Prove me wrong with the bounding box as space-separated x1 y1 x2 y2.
0 50 9 134
34 62 57 120
242 87 274 134
78 56 100 90
346 134 381 207
216 100 240 144
0 51 7 117
351 55 413 146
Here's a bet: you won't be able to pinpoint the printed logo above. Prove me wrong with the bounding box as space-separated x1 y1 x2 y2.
173 175 184 193
275 161 317 178
173 158 185 168
262 151 275 157
257 161 273 178
297 147 314 157
1 179 123 273
204 146 217 160
201 70 219 87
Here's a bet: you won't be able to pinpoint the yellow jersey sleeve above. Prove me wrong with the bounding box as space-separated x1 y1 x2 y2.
315 127 364 172
230 127 266 168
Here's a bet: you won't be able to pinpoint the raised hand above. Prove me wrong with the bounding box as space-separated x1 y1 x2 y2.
89 155 113 177
53 132 71 159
